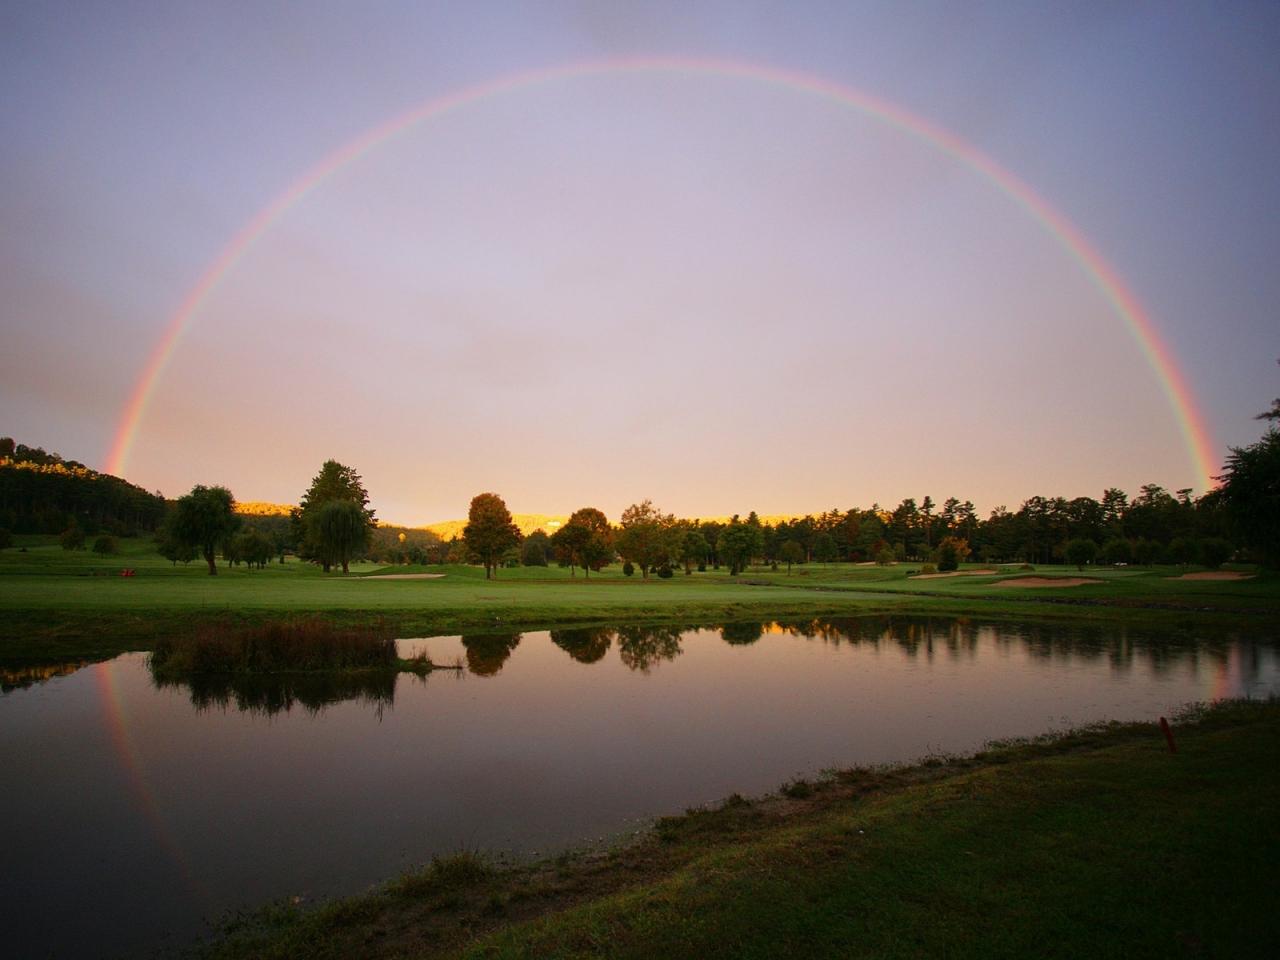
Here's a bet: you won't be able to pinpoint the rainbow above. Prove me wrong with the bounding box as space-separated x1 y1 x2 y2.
104 56 1218 489
95 660 204 897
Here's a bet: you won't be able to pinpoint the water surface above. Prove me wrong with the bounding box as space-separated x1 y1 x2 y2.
1 616 1275 957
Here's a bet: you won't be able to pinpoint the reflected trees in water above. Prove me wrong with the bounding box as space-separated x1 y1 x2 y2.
461 633 522 677
150 668 400 716
616 625 683 673
550 628 612 664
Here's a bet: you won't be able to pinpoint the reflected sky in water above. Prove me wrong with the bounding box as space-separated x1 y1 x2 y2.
1 617 1276 957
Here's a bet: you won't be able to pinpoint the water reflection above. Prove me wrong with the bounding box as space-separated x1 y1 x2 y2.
721 621 764 646
1 660 93 692
150 669 401 716
461 632 522 677
616 625 683 673
550 627 612 664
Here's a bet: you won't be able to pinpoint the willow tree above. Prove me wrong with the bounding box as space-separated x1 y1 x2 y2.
173 484 238 575
298 460 376 572
307 499 370 574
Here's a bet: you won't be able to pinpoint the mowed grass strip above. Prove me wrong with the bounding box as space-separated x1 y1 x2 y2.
194 701 1280 960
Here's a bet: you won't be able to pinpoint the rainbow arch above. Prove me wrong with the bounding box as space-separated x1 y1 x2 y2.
104 56 1218 489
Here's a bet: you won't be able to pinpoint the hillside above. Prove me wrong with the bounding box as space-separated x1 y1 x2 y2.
423 513 568 540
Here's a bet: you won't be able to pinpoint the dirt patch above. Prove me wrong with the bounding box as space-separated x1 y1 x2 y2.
995 577 1102 588
354 573 446 581
1168 571 1255 582
911 569 998 580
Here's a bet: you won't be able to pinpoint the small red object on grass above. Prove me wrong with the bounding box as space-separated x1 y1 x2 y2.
1159 716 1177 754
120 568 135 578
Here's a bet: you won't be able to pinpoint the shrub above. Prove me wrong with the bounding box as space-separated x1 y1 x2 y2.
875 546 895 566
622 561 635 577
919 563 938 575
59 526 85 551
657 564 674 579
92 535 118 556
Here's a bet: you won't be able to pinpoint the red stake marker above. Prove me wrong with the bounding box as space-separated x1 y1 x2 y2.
1159 716 1177 754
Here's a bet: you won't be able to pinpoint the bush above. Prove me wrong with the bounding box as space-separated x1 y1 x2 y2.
918 563 938 575
875 546 895 566
657 564 674 579
92 535 118 556
622 561 635 577
59 526 85 551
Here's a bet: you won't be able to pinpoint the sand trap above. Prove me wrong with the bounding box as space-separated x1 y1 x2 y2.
911 569 998 580
1168 571 1255 581
995 577 1102 588
353 573 446 580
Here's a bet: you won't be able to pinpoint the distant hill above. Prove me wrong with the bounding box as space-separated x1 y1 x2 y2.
423 513 569 541
236 501 296 517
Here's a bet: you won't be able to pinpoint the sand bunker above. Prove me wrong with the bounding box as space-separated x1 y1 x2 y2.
995 577 1101 588
911 569 998 580
1167 571 1255 581
353 573 446 580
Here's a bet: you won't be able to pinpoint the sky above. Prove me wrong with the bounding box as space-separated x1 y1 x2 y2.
2 1 1278 525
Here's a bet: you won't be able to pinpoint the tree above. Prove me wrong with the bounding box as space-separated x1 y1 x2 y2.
552 507 613 577
936 536 970 572
718 520 763 576
1064 538 1098 571
298 460 376 573
172 485 238 575
92 535 118 556
59 525 85 550
679 528 709 574
521 530 550 566
307 500 370 574
1100 537 1132 566
780 539 805 573
1199 537 1232 570
1218 427 1280 567
615 500 676 579
463 492 521 579
812 531 838 566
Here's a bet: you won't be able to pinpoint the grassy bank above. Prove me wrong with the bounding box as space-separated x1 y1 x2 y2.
191 698 1280 959
2 535 1277 665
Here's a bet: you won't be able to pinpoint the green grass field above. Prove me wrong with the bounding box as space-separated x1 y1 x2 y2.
192 698 1280 960
2 534 1277 665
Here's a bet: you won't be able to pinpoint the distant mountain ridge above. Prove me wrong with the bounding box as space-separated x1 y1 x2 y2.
423 514 568 540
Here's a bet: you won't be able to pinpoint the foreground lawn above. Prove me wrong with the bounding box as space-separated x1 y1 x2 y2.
193 699 1280 960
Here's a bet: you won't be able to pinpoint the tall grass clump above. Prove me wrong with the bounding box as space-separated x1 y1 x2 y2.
151 617 397 677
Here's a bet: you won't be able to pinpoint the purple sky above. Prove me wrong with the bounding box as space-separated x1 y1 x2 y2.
3 2 1278 524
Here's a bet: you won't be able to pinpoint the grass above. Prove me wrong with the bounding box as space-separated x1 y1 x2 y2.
2 534 1277 666
188 698 1280 959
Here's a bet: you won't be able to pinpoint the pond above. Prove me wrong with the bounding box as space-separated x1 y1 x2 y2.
2 616 1277 958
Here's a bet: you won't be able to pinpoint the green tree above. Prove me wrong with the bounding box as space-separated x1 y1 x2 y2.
780 539 805 573
679 528 709 574
463 492 521 579
615 500 676 579
1100 537 1133 566
1199 537 1232 570
812 531 838 566
307 500 370 574
1218 427 1280 567
719 520 763 576
59 525 85 550
92 535 118 556
173 485 238 575
521 530 550 566
1064 538 1098 571
552 507 613 577
298 460 376 573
